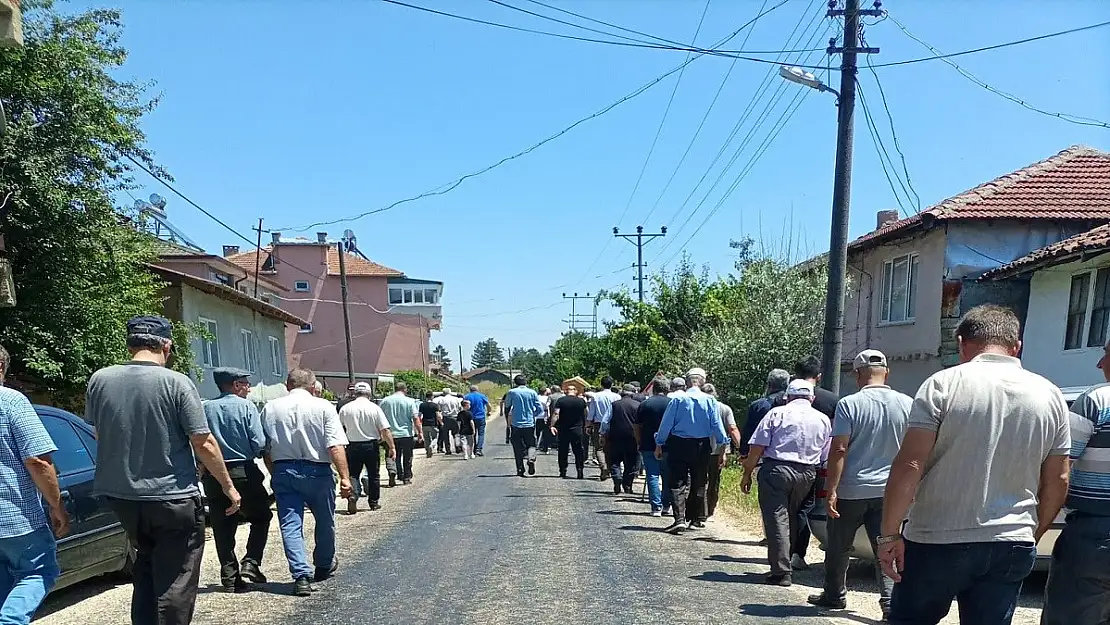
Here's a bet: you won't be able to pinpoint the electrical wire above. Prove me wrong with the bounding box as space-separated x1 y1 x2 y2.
856 79 912 217
520 0 701 48
864 53 921 212
885 13 1110 129
485 0 688 50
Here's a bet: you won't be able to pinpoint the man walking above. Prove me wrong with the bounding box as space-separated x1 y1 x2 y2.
463 385 491 456
879 305 1070 624
418 391 442 458
656 368 728 535
550 383 588 479
434 388 462 455
702 383 741 521
540 385 563 454
339 382 396 514
741 379 831 586
1042 338 1110 624
602 384 641 495
807 350 909 618
505 375 545 477
740 369 790 458
262 369 351 596
86 316 240 625
0 344 68 623
381 382 421 485
587 377 620 481
202 367 273 593
634 375 673 517
786 356 838 570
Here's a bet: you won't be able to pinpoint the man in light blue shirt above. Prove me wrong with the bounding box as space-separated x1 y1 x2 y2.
505 375 545 477
380 381 422 485
655 367 727 534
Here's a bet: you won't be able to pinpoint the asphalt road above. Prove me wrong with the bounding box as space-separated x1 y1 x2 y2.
35 415 1046 625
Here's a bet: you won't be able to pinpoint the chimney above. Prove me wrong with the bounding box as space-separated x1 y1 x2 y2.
876 209 900 230
271 232 282 244
222 245 240 257
316 232 328 244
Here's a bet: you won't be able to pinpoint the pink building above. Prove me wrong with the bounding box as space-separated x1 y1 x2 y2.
225 233 443 390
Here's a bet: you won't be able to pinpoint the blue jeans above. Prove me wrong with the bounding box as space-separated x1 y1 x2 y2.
889 539 1036 625
1041 512 1110 625
640 451 665 511
474 418 486 451
0 526 59 625
272 461 337 580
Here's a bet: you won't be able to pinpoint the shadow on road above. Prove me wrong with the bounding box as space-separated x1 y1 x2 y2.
618 524 663 533
705 553 766 565
690 570 768 584
36 577 127 619
691 536 761 547
595 510 650 517
475 474 562 479
197 581 300 597
739 603 881 623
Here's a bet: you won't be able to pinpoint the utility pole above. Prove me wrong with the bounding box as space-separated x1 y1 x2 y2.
459 345 464 376
562 292 597 336
252 218 263 298
820 0 881 392
336 237 355 385
614 225 666 302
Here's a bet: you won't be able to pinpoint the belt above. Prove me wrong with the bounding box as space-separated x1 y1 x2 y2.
761 457 818 470
273 459 331 467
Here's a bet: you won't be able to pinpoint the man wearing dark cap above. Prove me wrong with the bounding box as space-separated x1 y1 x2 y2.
86 316 241 625
602 384 642 495
203 367 272 593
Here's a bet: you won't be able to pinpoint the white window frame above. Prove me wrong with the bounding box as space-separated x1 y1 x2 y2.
1064 266 1110 352
240 329 258 373
299 323 313 334
879 252 919 325
269 336 283 375
293 280 310 292
198 317 221 367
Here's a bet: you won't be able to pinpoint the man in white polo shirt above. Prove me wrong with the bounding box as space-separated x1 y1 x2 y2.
338 382 395 515
262 368 351 597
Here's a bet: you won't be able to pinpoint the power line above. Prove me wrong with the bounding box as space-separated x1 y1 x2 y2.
856 79 912 217
864 53 921 212
520 0 700 48
885 13 1110 129
485 0 686 50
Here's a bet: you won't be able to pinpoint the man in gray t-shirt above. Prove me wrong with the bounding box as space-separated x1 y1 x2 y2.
85 316 239 625
808 350 910 618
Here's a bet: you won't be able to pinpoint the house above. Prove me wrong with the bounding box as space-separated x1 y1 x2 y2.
460 367 513 386
224 233 443 391
841 145 1110 396
981 223 1110 391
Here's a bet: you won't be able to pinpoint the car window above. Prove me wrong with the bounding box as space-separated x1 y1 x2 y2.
74 425 97 458
40 415 95 475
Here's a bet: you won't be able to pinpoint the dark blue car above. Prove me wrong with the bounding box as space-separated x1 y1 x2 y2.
34 405 133 591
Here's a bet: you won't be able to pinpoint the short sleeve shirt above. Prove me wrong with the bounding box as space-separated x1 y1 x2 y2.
338 397 390 442
711 403 737 455
830 385 911 499
554 395 588 430
0 388 57 538
380 393 418 438
262 388 348 462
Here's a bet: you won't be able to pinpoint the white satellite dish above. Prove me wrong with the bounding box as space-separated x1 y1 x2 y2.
149 193 167 209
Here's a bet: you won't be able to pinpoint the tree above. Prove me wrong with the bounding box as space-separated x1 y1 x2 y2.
431 344 451 370
471 338 505 369
0 3 182 405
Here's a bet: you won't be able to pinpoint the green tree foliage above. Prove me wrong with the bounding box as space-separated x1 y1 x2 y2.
431 344 451 370
0 2 181 404
471 337 505 369
392 370 467 399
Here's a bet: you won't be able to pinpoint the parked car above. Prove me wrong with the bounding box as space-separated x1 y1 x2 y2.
33 405 133 591
809 386 1084 572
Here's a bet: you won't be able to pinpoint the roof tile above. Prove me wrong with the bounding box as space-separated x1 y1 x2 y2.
224 246 404 278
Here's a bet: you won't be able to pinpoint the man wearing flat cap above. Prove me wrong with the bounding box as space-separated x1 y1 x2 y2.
203 367 272 592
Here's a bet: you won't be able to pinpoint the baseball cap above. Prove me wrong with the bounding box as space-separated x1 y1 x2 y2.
785 379 815 397
353 381 373 393
853 349 888 370
442 387 452 394
212 367 251 387
686 367 707 378
671 376 687 388
622 383 637 394
127 315 173 340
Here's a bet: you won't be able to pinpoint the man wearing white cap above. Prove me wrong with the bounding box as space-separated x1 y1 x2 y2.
807 350 910 619
338 382 396 514
434 388 463 454
742 378 831 586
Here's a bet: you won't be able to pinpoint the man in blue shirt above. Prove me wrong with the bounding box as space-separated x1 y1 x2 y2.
202 367 273 593
463 385 491 457
655 367 728 534
0 344 68 623
505 375 545 477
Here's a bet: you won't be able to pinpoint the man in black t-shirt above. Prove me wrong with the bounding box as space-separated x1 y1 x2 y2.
550 385 588 479
605 384 642 495
417 392 441 459
634 375 673 516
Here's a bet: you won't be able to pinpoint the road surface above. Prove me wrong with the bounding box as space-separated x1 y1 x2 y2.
35 416 1045 624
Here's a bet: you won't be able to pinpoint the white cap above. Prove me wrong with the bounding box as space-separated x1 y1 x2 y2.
686 367 707 378
353 381 372 393
785 379 815 397
853 349 888 370
442 387 452 394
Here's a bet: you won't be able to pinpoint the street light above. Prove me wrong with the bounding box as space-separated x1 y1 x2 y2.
778 65 840 100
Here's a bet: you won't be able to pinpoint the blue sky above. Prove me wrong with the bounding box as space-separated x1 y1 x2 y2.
70 0 1110 367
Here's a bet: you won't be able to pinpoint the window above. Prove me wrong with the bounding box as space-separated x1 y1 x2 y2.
241 330 258 373
299 323 313 334
389 285 441 305
412 289 424 304
1089 269 1110 348
199 318 220 367
424 289 438 304
40 416 94 476
208 270 232 286
880 253 919 323
1062 269 1110 351
403 289 412 304
389 288 403 305
294 280 310 292
269 336 283 375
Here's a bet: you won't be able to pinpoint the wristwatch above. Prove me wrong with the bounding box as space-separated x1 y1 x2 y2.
876 534 902 545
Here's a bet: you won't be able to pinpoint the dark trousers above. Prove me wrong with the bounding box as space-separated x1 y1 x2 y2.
201 462 272 585
535 418 550 451
1042 512 1110 625
707 453 724 518
346 440 381 503
756 458 817 576
607 436 640 491
823 497 893 609
440 418 459 453
109 496 205 625
889 539 1036 625
394 436 414 480
474 418 487 451
792 480 817 559
557 426 586 475
509 426 537 474
665 435 711 525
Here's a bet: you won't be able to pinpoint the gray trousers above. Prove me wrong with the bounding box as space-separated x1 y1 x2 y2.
757 458 816 576
1042 512 1110 625
823 497 894 608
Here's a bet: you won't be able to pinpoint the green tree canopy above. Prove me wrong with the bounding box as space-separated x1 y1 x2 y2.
431 344 451 370
471 337 505 369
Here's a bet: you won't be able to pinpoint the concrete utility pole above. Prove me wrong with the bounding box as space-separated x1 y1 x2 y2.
252 218 263 298
819 0 881 392
459 345 464 376
562 292 597 337
336 238 355 385
614 225 666 302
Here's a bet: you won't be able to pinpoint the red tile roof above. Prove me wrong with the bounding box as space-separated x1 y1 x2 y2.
980 223 1110 281
224 246 403 278
850 146 1110 252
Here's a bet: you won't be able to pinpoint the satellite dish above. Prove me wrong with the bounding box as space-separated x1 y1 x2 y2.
342 229 355 241
149 193 167 209
133 199 148 211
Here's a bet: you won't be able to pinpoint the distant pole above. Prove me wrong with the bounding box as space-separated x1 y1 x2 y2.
252 218 263 298
336 239 355 385
614 225 667 302
459 345 464 376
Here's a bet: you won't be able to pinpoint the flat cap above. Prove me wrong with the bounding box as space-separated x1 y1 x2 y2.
213 367 251 387
127 315 173 340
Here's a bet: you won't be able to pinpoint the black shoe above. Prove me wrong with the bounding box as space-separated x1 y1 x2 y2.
475 450 484 456
239 561 267 584
881 608 891 622
294 576 315 596
622 485 634 494
527 461 536 475
403 479 412 485
613 483 622 495
690 520 706 529
314 558 338 582
518 471 526 478
369 501 381 511
388 474 396 488
764 573 792 587
560 473 567 479
664 521 689 535
807 593 847 609
577 470 584 480
221 577 242 593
